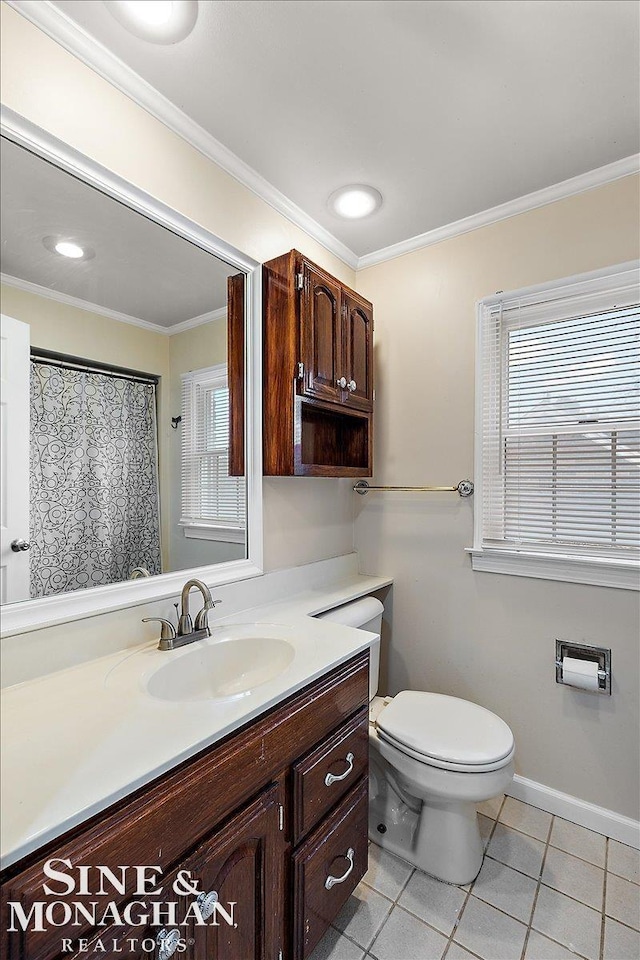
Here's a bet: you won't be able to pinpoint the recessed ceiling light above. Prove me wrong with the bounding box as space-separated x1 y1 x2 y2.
105 0 198 43
328 184 383 219
43 236 96 261
54 241 85 259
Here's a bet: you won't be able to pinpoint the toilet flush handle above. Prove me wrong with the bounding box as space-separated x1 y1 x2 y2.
324 752 354 787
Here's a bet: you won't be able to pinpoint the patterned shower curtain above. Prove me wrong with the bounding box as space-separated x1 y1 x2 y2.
29 361 162 597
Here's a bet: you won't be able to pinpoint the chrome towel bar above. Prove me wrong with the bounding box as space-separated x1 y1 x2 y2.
354 480 474 497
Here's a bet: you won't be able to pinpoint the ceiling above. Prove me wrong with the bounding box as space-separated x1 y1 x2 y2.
28 0 640 262
0 137 236 327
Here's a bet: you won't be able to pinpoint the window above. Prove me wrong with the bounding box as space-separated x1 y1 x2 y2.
472 263 640 589
180 364 245 542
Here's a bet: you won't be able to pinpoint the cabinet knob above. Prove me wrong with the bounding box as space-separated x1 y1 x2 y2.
325 847 355 889
156 928 181 960
10 538 30 552
347 379 357 392
196 890 219 920
336 377 347 389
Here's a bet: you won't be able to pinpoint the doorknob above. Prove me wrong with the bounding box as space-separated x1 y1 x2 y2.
336 377 347 389
11 539 31 552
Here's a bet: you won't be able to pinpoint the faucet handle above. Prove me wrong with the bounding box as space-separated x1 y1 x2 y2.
194 598 222 632
142 618 177 642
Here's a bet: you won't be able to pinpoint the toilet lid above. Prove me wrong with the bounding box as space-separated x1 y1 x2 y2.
376 691 514 767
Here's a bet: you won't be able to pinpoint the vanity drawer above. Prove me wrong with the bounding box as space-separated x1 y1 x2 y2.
292 778 368 960
292 707 368 842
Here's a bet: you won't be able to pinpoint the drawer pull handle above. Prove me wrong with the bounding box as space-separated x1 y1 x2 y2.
156 928 181 960
325 847 355 890
324 752 354 787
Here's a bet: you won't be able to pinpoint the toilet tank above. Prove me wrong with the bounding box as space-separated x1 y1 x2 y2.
315 597 383 701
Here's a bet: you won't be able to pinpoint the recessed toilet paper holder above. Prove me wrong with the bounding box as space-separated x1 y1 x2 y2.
555 640 611 695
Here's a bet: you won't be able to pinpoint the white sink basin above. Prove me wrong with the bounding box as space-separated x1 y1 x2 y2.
145 624 296 702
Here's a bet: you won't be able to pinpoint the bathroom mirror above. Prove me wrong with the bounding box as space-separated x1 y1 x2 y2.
0 119 262 633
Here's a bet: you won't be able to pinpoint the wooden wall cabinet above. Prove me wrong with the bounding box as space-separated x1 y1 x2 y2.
1 652 370 960
263 251 373 477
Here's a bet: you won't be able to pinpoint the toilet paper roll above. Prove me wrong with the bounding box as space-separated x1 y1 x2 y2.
562 656 600 691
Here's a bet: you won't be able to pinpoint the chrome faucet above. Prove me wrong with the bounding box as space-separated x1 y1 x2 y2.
142 579 221 651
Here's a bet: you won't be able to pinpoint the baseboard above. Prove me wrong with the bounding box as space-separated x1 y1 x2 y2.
507 775 640 849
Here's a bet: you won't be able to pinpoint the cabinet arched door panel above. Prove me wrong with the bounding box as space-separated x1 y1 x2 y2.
300 263 342 404
342 294 373 412
186 784 285 960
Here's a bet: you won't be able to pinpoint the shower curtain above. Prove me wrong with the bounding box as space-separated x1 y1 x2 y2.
29 361 162 597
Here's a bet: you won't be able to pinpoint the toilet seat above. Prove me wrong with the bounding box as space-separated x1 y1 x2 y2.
375 690 515 773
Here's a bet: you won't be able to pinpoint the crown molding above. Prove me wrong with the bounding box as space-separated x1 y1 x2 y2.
167 306 226 335
0 273 225 334
6 0 359 271
7 2 639 275
357 154 640 270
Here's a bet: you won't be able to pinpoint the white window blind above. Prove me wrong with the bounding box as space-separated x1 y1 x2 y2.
474 264 640 589
180 364 245 539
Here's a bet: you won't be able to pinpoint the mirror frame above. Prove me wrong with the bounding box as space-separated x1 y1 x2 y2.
0 106 263 637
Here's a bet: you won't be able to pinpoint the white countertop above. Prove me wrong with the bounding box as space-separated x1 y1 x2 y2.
0 570 391 870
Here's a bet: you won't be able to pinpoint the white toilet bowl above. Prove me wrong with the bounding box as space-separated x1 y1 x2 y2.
316 599 515 886
369 693 514 884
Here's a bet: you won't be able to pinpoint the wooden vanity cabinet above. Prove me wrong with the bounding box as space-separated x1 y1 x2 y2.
263 251 374 477
1 651 370 960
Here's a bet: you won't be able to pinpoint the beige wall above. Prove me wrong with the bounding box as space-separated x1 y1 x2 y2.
355 175 640 819
0 3 356 592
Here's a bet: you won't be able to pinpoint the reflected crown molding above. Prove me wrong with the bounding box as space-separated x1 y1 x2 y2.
0 273 226 335
0 107 264 638
6 0 359 271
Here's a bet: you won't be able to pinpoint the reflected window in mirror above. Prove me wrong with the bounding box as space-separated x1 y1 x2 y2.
0 135 249 606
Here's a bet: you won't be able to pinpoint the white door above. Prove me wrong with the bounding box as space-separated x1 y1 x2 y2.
0 314 31 603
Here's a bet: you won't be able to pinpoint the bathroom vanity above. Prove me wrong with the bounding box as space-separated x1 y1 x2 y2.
1 651 368 960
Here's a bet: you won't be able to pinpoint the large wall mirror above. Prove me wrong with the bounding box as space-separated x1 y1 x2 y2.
0 116 262 634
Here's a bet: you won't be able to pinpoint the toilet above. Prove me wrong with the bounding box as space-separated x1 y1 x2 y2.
317 597 515 885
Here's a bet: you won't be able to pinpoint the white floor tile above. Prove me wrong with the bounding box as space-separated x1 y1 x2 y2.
333 882 393 951
477 795 504 820
605 873 640 930
445 944 479 960
471 857 538 923
542 846 604 910
362 843 414 901
524 929 586 960
309 926 366 960
603 917 640 960
532 884 602 960
398 869 467 936
487 822 546 879
499 797 552 842
549 817 606 868
608 840 640 884
369 905 449 960
454 895 528 960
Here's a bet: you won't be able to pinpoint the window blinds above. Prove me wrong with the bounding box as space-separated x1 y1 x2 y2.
479 299 640 562
181 366 245 532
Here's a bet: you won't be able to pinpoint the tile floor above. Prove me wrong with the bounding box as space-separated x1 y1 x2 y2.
309 795 640 960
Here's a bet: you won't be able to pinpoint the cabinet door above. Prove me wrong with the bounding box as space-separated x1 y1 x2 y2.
187 783 286 960
299 262 343 404
342 293 373 412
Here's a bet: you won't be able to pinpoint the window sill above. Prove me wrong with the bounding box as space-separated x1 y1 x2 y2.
182 523 245 544
467 547 639 591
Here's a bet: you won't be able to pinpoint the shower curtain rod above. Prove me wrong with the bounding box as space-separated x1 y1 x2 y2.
353 480 474 497
30 349 159 385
